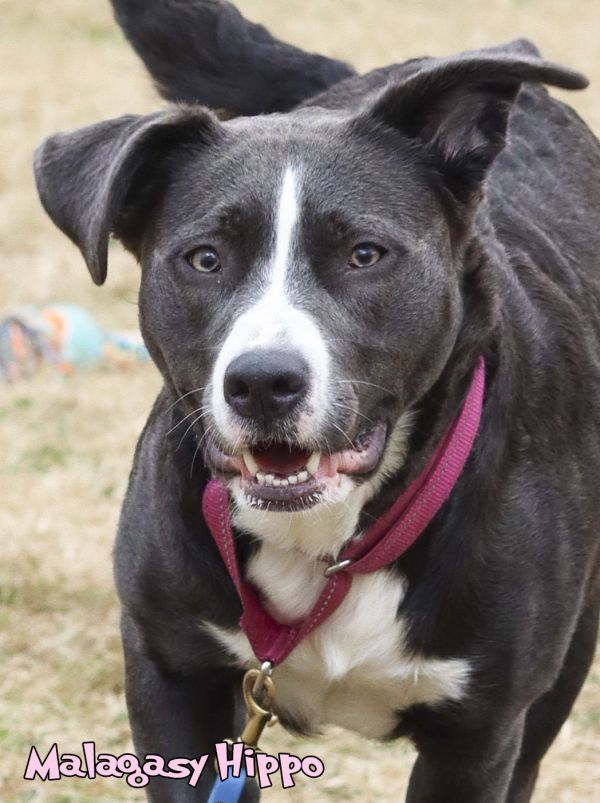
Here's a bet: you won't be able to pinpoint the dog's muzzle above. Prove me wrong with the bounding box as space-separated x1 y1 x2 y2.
200 345 385 510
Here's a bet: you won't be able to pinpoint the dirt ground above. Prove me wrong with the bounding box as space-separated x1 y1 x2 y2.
1 1 599 800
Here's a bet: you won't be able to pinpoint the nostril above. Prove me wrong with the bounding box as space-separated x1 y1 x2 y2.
273 373 305 398
226 376 251 403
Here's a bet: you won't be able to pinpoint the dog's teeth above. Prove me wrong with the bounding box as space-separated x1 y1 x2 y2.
306 451 321 475
246 455 316 487
242 449 259 475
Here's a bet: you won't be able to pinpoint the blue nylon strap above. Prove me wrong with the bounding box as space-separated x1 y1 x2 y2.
207 767 248 803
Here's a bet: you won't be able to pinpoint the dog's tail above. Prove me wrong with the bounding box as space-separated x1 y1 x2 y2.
110 0 354 116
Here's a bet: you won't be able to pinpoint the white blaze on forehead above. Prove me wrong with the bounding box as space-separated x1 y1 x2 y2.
270 166 299 297
209 164 330 447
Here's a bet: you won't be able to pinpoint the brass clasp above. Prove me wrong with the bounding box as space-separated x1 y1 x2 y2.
238 664 277 749
214 664 278 772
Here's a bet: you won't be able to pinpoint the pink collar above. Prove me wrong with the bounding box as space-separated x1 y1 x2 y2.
202 357 485 666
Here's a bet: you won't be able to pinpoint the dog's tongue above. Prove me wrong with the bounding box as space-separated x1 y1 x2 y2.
252 445 310 475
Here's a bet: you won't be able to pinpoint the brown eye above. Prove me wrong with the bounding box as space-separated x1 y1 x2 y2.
188 246 220 273
349 243 384 268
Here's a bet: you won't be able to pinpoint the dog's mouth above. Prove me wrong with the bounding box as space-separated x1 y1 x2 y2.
203 423 387 511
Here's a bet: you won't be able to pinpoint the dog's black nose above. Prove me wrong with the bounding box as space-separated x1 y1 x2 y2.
224 350 309 423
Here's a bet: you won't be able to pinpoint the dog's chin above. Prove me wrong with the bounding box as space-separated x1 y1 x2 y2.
203 422 388 512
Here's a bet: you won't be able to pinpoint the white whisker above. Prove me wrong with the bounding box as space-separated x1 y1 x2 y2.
166 405 211 436
190 423 217 478
337 378 394 395
329 421 355 450
331 401 375 426
176 410 210 452
164 386 207 416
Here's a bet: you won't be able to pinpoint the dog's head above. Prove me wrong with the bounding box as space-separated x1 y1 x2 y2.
34 53 586 519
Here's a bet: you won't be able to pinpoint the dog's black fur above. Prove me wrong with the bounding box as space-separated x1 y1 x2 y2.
112 0 354 115
33 2 600 801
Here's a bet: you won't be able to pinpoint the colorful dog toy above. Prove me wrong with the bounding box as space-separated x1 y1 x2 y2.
0 304 149 381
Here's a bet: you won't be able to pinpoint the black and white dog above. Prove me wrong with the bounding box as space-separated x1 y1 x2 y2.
34 1 600 801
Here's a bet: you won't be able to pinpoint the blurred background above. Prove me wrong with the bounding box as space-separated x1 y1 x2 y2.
1 1 599 800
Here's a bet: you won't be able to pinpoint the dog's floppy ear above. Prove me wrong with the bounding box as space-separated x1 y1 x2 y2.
360 49 588 203
33 107 221 285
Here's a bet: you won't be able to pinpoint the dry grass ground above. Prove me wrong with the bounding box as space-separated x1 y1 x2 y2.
1 1 599 800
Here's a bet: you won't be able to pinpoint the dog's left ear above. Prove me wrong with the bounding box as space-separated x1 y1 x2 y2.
360 53 588 203
34 107 222 285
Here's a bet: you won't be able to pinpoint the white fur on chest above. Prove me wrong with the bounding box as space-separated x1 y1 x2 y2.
205 541 471 739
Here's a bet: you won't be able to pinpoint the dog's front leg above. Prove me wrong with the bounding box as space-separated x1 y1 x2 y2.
405 712 526 803
121 615 258 803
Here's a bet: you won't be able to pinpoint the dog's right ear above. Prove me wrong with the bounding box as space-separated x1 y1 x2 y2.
33 107 221 285
357 51 588 206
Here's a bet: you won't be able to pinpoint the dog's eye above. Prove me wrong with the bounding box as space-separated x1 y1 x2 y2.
349 243 384 268
188 247 221 273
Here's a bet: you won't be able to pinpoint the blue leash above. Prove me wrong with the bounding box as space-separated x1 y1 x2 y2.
207 767 248 803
